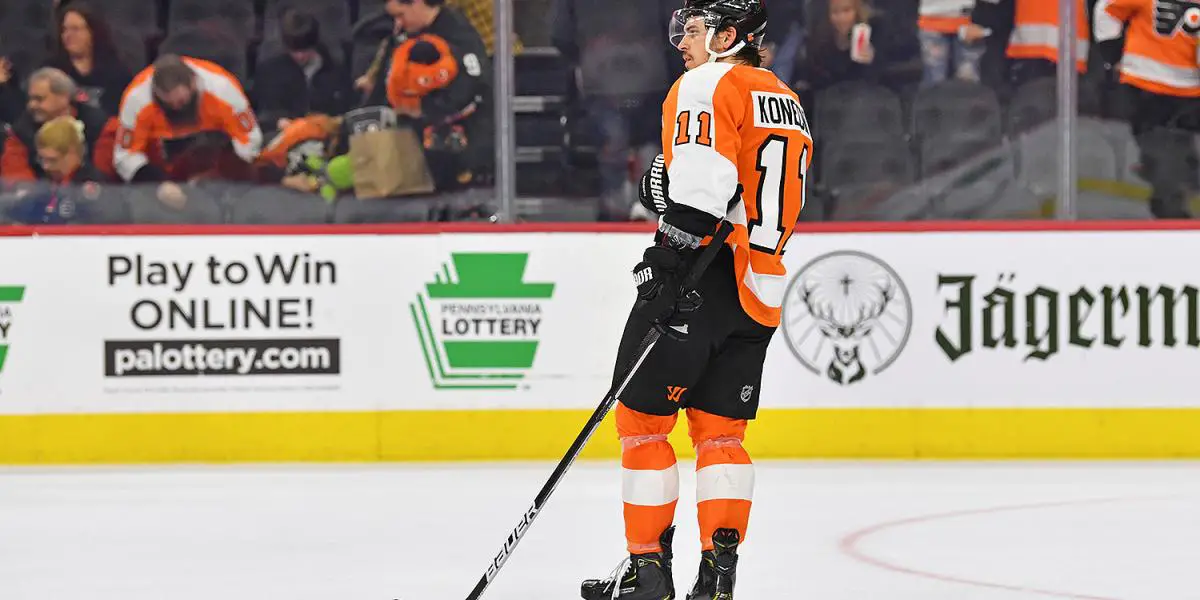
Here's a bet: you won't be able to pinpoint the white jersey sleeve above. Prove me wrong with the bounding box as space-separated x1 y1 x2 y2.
662 62 742 222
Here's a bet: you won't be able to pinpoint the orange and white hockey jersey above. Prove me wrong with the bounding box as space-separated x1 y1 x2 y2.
1095 0 1200 97
661 61 812 328
114 57 263 182
1008 0 1090 68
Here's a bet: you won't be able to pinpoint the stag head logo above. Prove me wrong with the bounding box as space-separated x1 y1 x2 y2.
781 251 912 385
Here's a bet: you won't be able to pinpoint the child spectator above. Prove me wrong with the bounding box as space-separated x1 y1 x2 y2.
4 116 104 224
254 10 354 133
33 115 103 183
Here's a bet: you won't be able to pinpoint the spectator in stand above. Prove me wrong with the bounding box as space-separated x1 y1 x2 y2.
387 0 495 189
114 54 262 183
794 0 922 99
254 10 354 134
1 68 117 182
351 0 521 108
32 116 104 184
918 0 983 84
4 116 110 225
0 58 23 125
44 3 133 118
967 0 1088 90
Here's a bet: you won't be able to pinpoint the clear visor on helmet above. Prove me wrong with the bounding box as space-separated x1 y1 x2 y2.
669 9 714 47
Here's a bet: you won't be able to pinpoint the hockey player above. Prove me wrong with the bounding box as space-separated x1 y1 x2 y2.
580 1 811 599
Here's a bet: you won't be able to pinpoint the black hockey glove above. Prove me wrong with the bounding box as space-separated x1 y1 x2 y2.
637 154 671 215
631 244 703 341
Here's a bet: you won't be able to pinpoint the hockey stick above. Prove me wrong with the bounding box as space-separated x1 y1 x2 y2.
464 220 736 600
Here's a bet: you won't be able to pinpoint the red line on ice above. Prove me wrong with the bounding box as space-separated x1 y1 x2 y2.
838 497 1127 600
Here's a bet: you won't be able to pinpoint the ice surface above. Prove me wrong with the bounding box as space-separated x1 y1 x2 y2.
1 461 1197 600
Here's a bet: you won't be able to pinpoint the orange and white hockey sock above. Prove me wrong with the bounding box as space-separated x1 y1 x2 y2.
688 408 754 551
617 402 679 554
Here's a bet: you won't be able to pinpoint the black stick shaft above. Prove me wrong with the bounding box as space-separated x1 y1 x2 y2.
464 221 734 600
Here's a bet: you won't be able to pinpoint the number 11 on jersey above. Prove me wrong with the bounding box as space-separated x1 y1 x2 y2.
675 110 713 146
672 110 809 257
749 136 806 255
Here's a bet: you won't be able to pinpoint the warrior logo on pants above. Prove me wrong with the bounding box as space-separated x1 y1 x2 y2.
781 251 912 386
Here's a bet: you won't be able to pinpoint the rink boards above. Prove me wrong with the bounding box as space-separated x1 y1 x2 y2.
2 222 1200 463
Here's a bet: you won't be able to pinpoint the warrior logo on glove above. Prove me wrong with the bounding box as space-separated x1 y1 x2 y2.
638 154 672 216
633 265 656 287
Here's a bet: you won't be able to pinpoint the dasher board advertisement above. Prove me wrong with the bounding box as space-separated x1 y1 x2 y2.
0 233 644 415
763 230 1200 408
2 228 1200 416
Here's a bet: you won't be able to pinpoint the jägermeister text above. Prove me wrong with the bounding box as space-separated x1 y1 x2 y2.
936 274 1200 362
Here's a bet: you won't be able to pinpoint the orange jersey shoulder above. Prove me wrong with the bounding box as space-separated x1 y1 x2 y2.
661 63 813 327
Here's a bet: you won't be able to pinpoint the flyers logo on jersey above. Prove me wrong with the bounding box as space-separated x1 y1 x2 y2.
1154 0 1200 36
752 91 811 136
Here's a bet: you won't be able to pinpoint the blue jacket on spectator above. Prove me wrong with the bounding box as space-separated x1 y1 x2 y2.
3 165 103 225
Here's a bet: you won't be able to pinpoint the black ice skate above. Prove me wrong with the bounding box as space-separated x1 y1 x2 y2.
686 528 739 600
581 526 675 600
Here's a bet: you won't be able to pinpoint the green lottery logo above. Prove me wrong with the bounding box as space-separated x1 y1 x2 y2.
0 286 24 373
411 254 554 389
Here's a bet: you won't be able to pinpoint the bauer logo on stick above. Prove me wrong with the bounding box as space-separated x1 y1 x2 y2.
487 504 538 582
781 251 912 386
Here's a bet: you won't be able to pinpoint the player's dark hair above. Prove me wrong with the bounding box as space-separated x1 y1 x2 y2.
737 43 764 67
721 24 763 67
